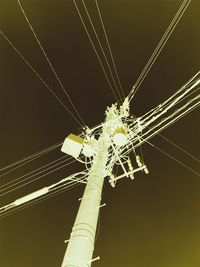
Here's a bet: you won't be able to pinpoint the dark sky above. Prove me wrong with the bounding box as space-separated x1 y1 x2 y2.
0 0 200 267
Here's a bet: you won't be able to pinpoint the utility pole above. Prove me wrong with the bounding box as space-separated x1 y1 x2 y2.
61 137 108 267
61 128 110 267
61 100 134 267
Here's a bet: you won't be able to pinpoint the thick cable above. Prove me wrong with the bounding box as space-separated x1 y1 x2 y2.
0 179 83 219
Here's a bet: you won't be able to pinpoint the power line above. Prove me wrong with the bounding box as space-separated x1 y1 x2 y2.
128 0 192 101
138 71 200 124
0 178 84 219
0 157 77 196
138 96 200 147
73 0 119 102
0 155 68 190
0 140 62 176
157 133 200 163
82 0 123 100
17 0 85 127
146 139 200 177
117 78 200 162
0 171 88 218
0 30 83 127
95 0 124 98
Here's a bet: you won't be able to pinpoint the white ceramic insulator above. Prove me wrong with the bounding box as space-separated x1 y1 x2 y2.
82 144 95 157
113 133 127 146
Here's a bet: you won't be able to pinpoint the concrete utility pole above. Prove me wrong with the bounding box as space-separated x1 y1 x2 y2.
61 135 109 267
60 99 145 267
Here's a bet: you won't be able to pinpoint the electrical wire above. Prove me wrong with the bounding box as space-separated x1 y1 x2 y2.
137 79 200 137
118 92 200 162
139 72 200 123
73 0 119 102
0 30 83 127
95 0 124 98
0 179 84 219
140 73 200 124
126 98 199 155
0 141 62 176
0 157 77 196
0 171 88 218
0 155 70 190
129 0 191 100
82 0 123 100
117 130 200 178
17 0 85 127
157 133 200 163
128 0 192 101
146 139 200 177
137 96 200 149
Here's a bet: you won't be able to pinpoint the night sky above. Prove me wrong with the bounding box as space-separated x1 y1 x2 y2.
0 0 200 267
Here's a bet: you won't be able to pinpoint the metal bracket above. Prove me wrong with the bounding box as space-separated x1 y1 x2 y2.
87 256 100 264
111 165 147 182
96 203 106 209
78 195 88 201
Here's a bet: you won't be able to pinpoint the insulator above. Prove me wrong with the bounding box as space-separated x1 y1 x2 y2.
144 166 149 174
136 155 143 167
112 127 128 146
82 136 97 157
82 144 95 157
109 179 116 188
